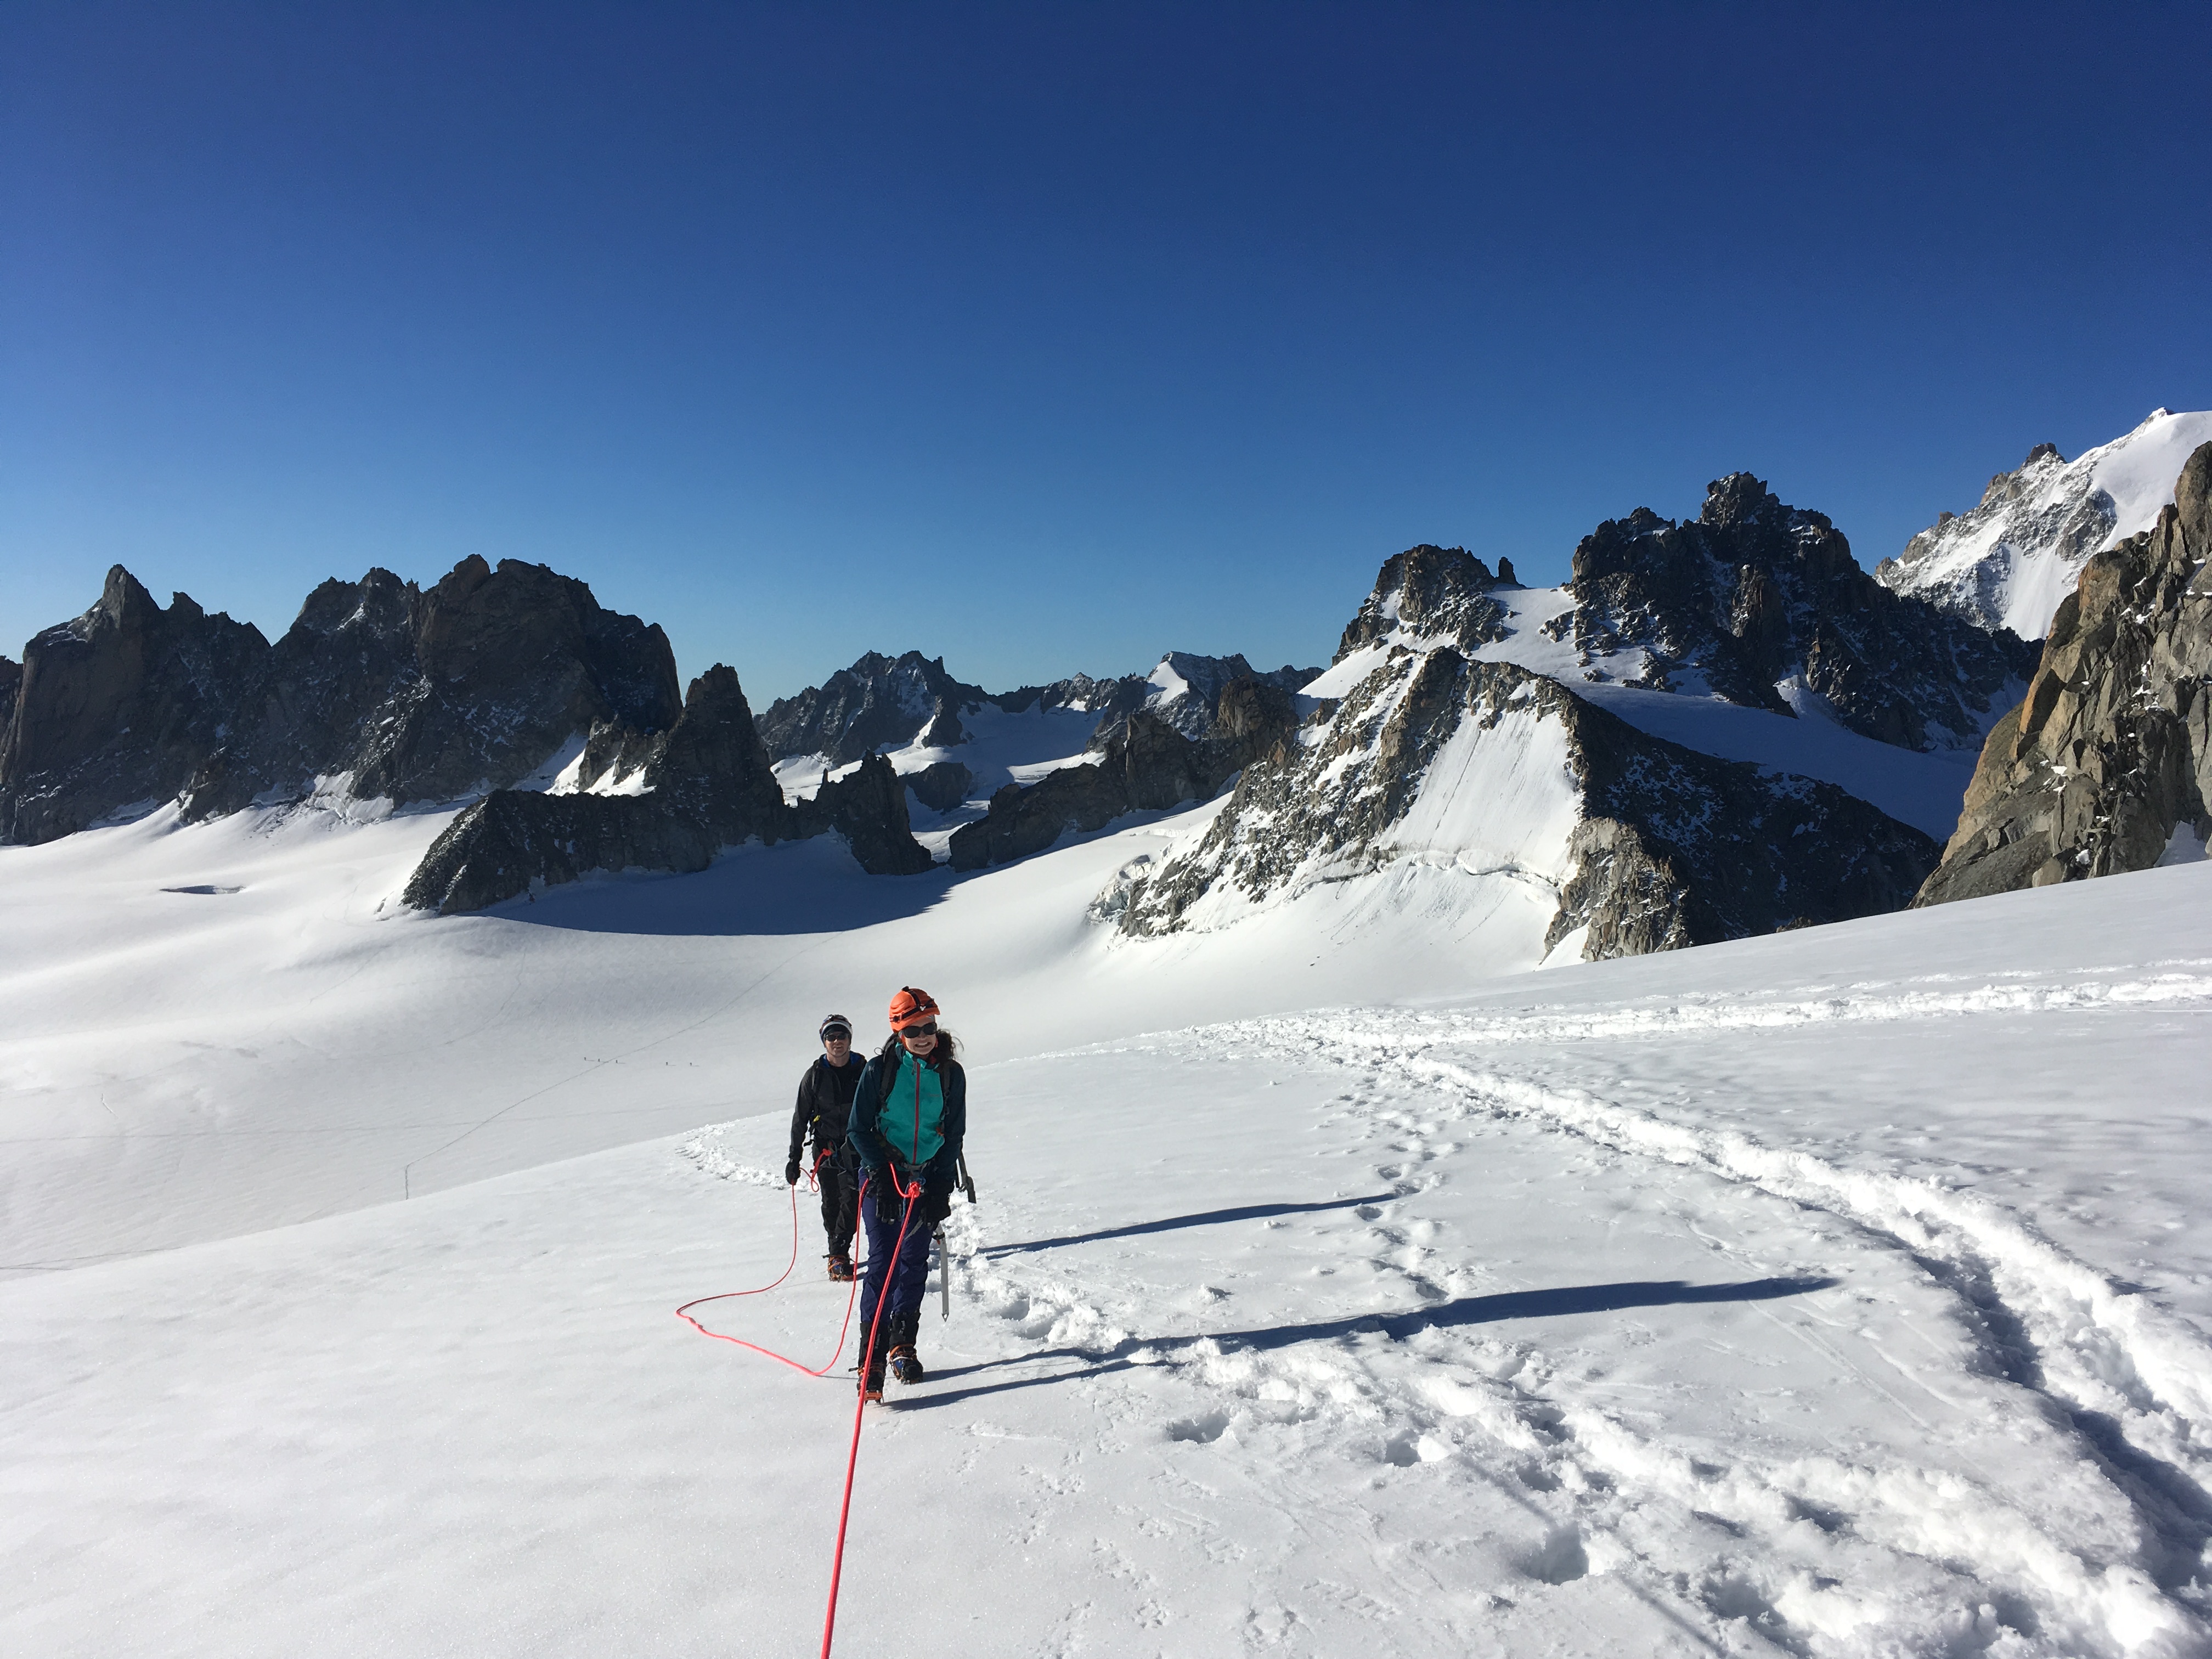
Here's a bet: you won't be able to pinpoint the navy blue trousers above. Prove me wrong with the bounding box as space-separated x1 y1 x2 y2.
857 1182 936 1354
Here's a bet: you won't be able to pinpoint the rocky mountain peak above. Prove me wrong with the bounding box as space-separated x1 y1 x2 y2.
404 655 929 913
1336 544 1511 662
949 670 1301 872
1697 472 1796 531
755 649 988 765
1875 409 2212 640
1916 440 2212 905
1108 642 1937 957
1 567 270 843
0 555 686 843
1560 478 2032 751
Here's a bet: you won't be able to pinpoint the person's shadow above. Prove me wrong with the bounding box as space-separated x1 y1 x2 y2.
907 1276 1838 1410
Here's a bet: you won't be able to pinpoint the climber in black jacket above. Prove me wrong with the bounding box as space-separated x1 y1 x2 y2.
787 1013 865 1279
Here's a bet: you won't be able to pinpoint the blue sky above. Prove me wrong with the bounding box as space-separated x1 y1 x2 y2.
5 2 2209 702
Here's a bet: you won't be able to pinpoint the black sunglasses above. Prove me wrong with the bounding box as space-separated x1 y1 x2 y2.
900 1022 939 1038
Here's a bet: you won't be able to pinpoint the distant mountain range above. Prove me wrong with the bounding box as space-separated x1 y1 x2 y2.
6 414 2205 957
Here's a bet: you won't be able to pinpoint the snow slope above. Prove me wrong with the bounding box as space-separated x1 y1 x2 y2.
1877 409 2212 640
5 842 2209 1657
0 789 1589 1274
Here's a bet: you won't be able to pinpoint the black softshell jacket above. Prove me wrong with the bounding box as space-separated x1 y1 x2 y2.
789 1055 866 1163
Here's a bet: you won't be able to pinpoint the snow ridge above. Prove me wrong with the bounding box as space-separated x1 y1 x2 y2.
1877 410 2212 641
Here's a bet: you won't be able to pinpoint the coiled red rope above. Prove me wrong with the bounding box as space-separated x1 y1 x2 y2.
673 1148 925 1658
674 1154 862 1378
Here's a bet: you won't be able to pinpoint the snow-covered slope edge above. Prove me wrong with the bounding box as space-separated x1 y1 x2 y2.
1878 409 2212 640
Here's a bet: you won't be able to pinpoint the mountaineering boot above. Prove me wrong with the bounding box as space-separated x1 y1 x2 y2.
828 1254 854 1282
859 1349 885 1402
885 1309 923 1384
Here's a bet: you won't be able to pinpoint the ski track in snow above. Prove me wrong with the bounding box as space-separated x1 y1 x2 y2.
1143 978 2212 1656
914 966 2212 1655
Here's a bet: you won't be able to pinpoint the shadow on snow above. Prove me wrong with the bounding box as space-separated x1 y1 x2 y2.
909 1276 1840 1410
478 838 964 936
978 1195 1400 1259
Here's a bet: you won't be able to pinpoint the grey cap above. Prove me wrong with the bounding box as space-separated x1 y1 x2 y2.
819 1014 853 1040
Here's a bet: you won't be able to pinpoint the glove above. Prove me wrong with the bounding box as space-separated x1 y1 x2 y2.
785 1156 802 1186
871 1169 909 1222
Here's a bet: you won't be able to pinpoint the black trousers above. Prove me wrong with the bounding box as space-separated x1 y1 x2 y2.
816 1146 859 1259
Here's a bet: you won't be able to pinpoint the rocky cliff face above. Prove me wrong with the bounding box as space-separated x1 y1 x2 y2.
1337 544 1515 658
1915 442 2212 906
756 651 989 764
1084 653 1318 747
1110 645 1937 960
402 664 932 914
1876 409 2212 641
764 648 1319 770
2 558 932 904
0 568 270 843
946 677 1301 871
0 557 685 843
1558 475 2035 751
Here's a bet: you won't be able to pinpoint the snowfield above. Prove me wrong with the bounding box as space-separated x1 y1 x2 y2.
4 802 2210 1657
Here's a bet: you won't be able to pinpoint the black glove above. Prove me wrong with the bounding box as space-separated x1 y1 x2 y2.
785 1155 802 1186
871 1168 909 1222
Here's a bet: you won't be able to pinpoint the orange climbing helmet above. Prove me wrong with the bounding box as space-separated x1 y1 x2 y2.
888 986 940 1032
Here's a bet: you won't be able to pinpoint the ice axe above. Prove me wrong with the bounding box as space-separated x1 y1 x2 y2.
938 1154 978 1320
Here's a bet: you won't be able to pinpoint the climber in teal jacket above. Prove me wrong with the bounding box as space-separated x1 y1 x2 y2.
847 986 967 1398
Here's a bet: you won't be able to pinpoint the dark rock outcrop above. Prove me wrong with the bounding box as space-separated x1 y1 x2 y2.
1085 653 1317 747
793 753 936 877
1553 688 1938 956
1 557 685 842
906 760 975 814
0 656 22 749
989 670 1150 722
1557 475 2036 750
946 678 1300 871
1 568 270 843
757 651 989 764
342 556 681 806
403 665 931 913
1114 648 1938 959
1915 442 2212 906
1338 545 1512 659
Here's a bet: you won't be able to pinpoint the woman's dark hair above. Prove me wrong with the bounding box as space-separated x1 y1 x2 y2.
879 1027 959 1068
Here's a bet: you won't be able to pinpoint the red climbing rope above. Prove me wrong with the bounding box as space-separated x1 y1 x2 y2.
673 1152 921 1658
673 1169 865 1378
679 1047 938 1659
820 1165 921 1659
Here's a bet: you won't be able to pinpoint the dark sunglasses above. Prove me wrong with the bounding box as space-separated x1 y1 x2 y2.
900 1022 939 1038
